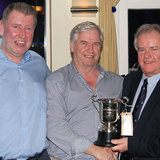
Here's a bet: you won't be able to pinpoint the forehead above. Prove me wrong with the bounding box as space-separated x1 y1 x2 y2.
138 30 160 40
137 30 160 45
7 10 34 24
78 29 100 40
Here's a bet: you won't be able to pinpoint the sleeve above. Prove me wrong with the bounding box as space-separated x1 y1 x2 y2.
46 76 92 159
128 135 160 158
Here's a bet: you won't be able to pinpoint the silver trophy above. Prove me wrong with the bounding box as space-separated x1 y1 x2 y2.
91 96 128 147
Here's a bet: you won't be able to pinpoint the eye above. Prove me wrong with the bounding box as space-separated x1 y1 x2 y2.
13 24 19 29
93 42 101 48
137 48 145 53
80 41 87 46
150 47 158 52
26 27 32 31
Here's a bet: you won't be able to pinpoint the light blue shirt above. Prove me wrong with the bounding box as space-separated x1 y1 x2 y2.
131 73 160 118
0 49 50 160
46 61 123 160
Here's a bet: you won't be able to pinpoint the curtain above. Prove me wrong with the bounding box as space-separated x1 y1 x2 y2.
99 0 120 73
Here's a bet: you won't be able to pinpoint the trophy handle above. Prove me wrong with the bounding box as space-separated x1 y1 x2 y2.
91 95 105 125
91 95 100 113
114 97 130 119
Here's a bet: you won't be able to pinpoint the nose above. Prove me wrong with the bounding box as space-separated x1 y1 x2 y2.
87 44 94 52
19 28 26 38
144 49 151 58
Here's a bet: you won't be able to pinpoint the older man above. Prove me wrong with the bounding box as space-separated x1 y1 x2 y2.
46 21 123 160
112 24 160 160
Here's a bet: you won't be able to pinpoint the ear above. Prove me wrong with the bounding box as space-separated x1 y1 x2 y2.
70 42 74 53
0 20 4 36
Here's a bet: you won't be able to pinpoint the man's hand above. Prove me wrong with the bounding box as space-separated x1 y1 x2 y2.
85 144 117 160
111 137 128 153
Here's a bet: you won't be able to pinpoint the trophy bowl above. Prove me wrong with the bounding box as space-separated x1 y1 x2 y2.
91 97 126 147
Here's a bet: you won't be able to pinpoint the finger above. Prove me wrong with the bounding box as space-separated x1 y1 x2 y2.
113 153 117 160
112 145 119 152
111 139 118 144
114 151 119 157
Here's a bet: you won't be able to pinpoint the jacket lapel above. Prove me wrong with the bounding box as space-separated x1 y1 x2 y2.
124 71 142 105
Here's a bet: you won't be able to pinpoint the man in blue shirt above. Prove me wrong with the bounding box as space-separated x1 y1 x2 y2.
0 2 50 160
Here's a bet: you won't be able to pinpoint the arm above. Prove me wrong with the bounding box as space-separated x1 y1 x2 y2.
46 77 91 158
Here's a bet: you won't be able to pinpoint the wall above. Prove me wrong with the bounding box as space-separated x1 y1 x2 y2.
46 0 160 73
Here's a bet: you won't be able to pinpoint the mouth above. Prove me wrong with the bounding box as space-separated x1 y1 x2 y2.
85 55 94 58
144 60 153 64
16 41 25 46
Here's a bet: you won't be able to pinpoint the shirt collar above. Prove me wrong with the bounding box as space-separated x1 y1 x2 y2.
142 72 160 85
23 50 31 63
0 49 7 59
0 49 31 63
69 60 105 80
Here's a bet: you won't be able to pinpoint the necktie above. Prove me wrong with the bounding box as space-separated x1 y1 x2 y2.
132 78 148 128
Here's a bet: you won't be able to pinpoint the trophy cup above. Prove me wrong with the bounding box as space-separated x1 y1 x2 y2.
91 96 128 147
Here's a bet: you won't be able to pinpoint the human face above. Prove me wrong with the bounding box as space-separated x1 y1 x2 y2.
1 10 35 63
70 29 101 71
137 30 160 77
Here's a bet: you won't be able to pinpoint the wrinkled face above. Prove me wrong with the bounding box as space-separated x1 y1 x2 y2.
137 30 160 77
0 10 35 63
70 29 101 70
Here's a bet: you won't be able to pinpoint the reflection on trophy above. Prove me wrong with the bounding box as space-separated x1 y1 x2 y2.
91 96 128 147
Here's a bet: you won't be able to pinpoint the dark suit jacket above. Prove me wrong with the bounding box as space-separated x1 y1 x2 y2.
121 70 160 160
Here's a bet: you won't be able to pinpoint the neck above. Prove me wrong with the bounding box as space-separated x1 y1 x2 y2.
74 64 99 91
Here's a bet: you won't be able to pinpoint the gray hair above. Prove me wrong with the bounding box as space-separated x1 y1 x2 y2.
2 2 37 28
134 23 160 50
70 21 104 49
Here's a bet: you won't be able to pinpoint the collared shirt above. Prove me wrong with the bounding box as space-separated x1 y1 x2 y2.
131 73 160 119
0 49 50 160
46 61 123 160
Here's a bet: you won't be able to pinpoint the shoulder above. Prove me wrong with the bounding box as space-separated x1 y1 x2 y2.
28 50 50 76
124 70 142 83
47 64 70 83
103 70 123 82
29 50 45 62
46 64 71 93
27 50 48 68
122 70 142 99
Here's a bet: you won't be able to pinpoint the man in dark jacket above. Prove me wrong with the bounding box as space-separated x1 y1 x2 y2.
112 24 160 160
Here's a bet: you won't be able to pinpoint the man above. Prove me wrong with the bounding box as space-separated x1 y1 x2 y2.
0 2 50 160
112 24 160 159
46 21 123 160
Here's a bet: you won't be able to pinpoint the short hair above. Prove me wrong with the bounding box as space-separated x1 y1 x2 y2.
70 21 104 49
2 2 37 28
134 23 160 50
